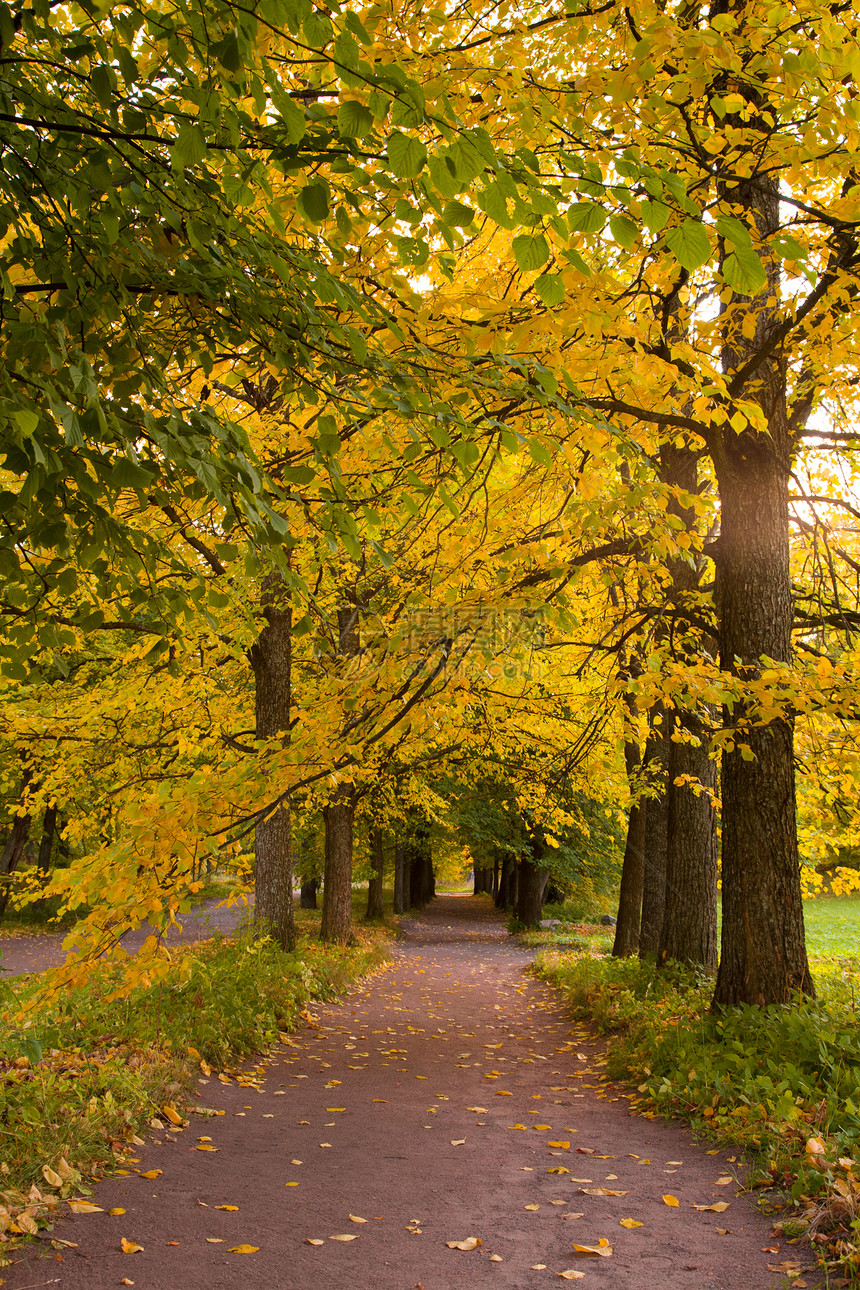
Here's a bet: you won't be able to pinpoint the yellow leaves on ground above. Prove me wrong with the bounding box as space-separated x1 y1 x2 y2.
558 1272 586 1280
572 1239 612 1257
120 1238 144 1253
693 1202 730 1212
547 1167 570 1175
533 1124 552 1131
349 1215 368 1223
466 1106 488 1113
524 1203 540 1211
494 1090 512 1096
714 1176 734 1186
139 1170 161 1180
215 1205 239 1211
110 1208 126 1216
42 1165 64 1189
227 1243 259 1253
579 1187 627 1197
162 1103 184 1126
330 1233 359 1241
68 1200 103 1213
548 1141 570 1149
451 1138 466 1146
307 1238 324 1245
662 1195 680 1206
619 1218 643 1228
446 1236 481 1250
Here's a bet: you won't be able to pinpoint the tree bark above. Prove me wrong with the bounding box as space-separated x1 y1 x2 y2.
321 793 354 943
393 840 406 914
249 569 295 951
495 854 513 908
300 877 318 909
711 165 813 1006
639 725 669 959
321 606 360 944
658 720 719 972
365 827 384 920
0 771 32 923
613 733 646 957
37 802 57 877
516 849 549 928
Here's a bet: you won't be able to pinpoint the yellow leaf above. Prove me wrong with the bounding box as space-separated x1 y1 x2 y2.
307 1238 324 1245
451 1139 466 1146
558 1272 586 1280
215 1205 239 1211
548 1141 570 1149
227 1244 260 1253
533 1124 551 1130
693 1202 730 1212
446 1236 481 1250
42 1165 64 1189
662 1195 680 1206
330 1234 359 1241
715 1176 733 1186
68 1200 104 1213
466 1107 488 1113
349 1215 368 1223
524 1203 540 1211
490 1254 503 1262
163 1104 183 1126
327 1108 346 1112
286 1182 299 1187
547 1168 570 1175
579 1188 628 1197
495 1091 512 1096
531 1264 547 1270
205 1238 224 1244
573 1242 612 1258
619 1218 643 1228
509 1124 528 1130
196 1145 219 1152
139 1170 161 1180
372 1099 389 1103
120 1238 144 1254
121 1280 135 1287
110 1208 126 1216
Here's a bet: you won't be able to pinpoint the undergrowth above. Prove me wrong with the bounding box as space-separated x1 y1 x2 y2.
0 928 390 1261
536 949 860 1284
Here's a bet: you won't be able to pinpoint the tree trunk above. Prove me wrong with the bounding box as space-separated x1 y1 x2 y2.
0 772 32 923
321 793 354 943
300 877 318 909
366 827 384 920
249 569 294 951
495 855 513 908
658 720 719 972
516 850 549 928
321 606 360 944
711 167 813 1006
37 803 57 877
393 840 406 914
492 859 500 901
639 726 669 959
612 799 646 957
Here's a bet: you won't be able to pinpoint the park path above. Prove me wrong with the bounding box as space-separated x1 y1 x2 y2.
6 895 820 1289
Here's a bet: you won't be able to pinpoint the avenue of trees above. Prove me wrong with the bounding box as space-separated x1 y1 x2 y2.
3 0 860 1009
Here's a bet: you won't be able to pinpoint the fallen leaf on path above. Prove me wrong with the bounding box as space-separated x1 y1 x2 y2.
68 1200 103 1213
139 1170 161 1180
662 1195 679 1207
121 1238 144 1253
227 1244 259 1253
548 1141 570 1149
42 1165 63 1188
619 1219 643 1228
327 1108 346 1112
692 1202 730 1212
558 1272 586 1280
466 1107 488 1113
206 1238 224 1243
533 1124 552 1130
762 1246 779 1253
196 1145 219 1152
579 1188 627 1197
569 1177 592 1183
577 1148 595 1155
509 1124 528 1130
451 1139 466 1146
307 1239 324 1245
490 1254 503 1262
717 1228 730 1235
531 1264 547 1270
373 1099 389 1103
573 1241 612 1257
110 1208 126 1216
547 1168 570 1175
163 1104 183 1126
525 1204 540 1211
715 1176 733 1186
561 1213 585 1220
349 1215 368 1223
319 1143 333 1148
330 1234 359 1241
216 1205 239 1211
495 1091 512 1096
446 1236 481 1250
291 1159 302 1165
121 1279 134 1286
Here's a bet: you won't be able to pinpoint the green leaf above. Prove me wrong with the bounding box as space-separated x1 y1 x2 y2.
387 131 427 178
299 182 330 222
534 273 565 306
512 233 550 272
665 219 711 271
723 245 767 295
441 200 474 228
770 234 806 261
172 123 207 169
640 199 670 232
567 202 606 234
609 214 638 247
337 100 373 138
13 410 39 437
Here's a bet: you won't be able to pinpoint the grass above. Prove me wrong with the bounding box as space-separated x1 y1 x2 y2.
535 895 860 1284
0 917 391 1262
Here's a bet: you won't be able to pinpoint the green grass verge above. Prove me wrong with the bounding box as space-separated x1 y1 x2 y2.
536 946 860 1281
0 926 390 1258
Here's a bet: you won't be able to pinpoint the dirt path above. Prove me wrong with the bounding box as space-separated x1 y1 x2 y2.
0 897 252 978
5 896 820 1289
